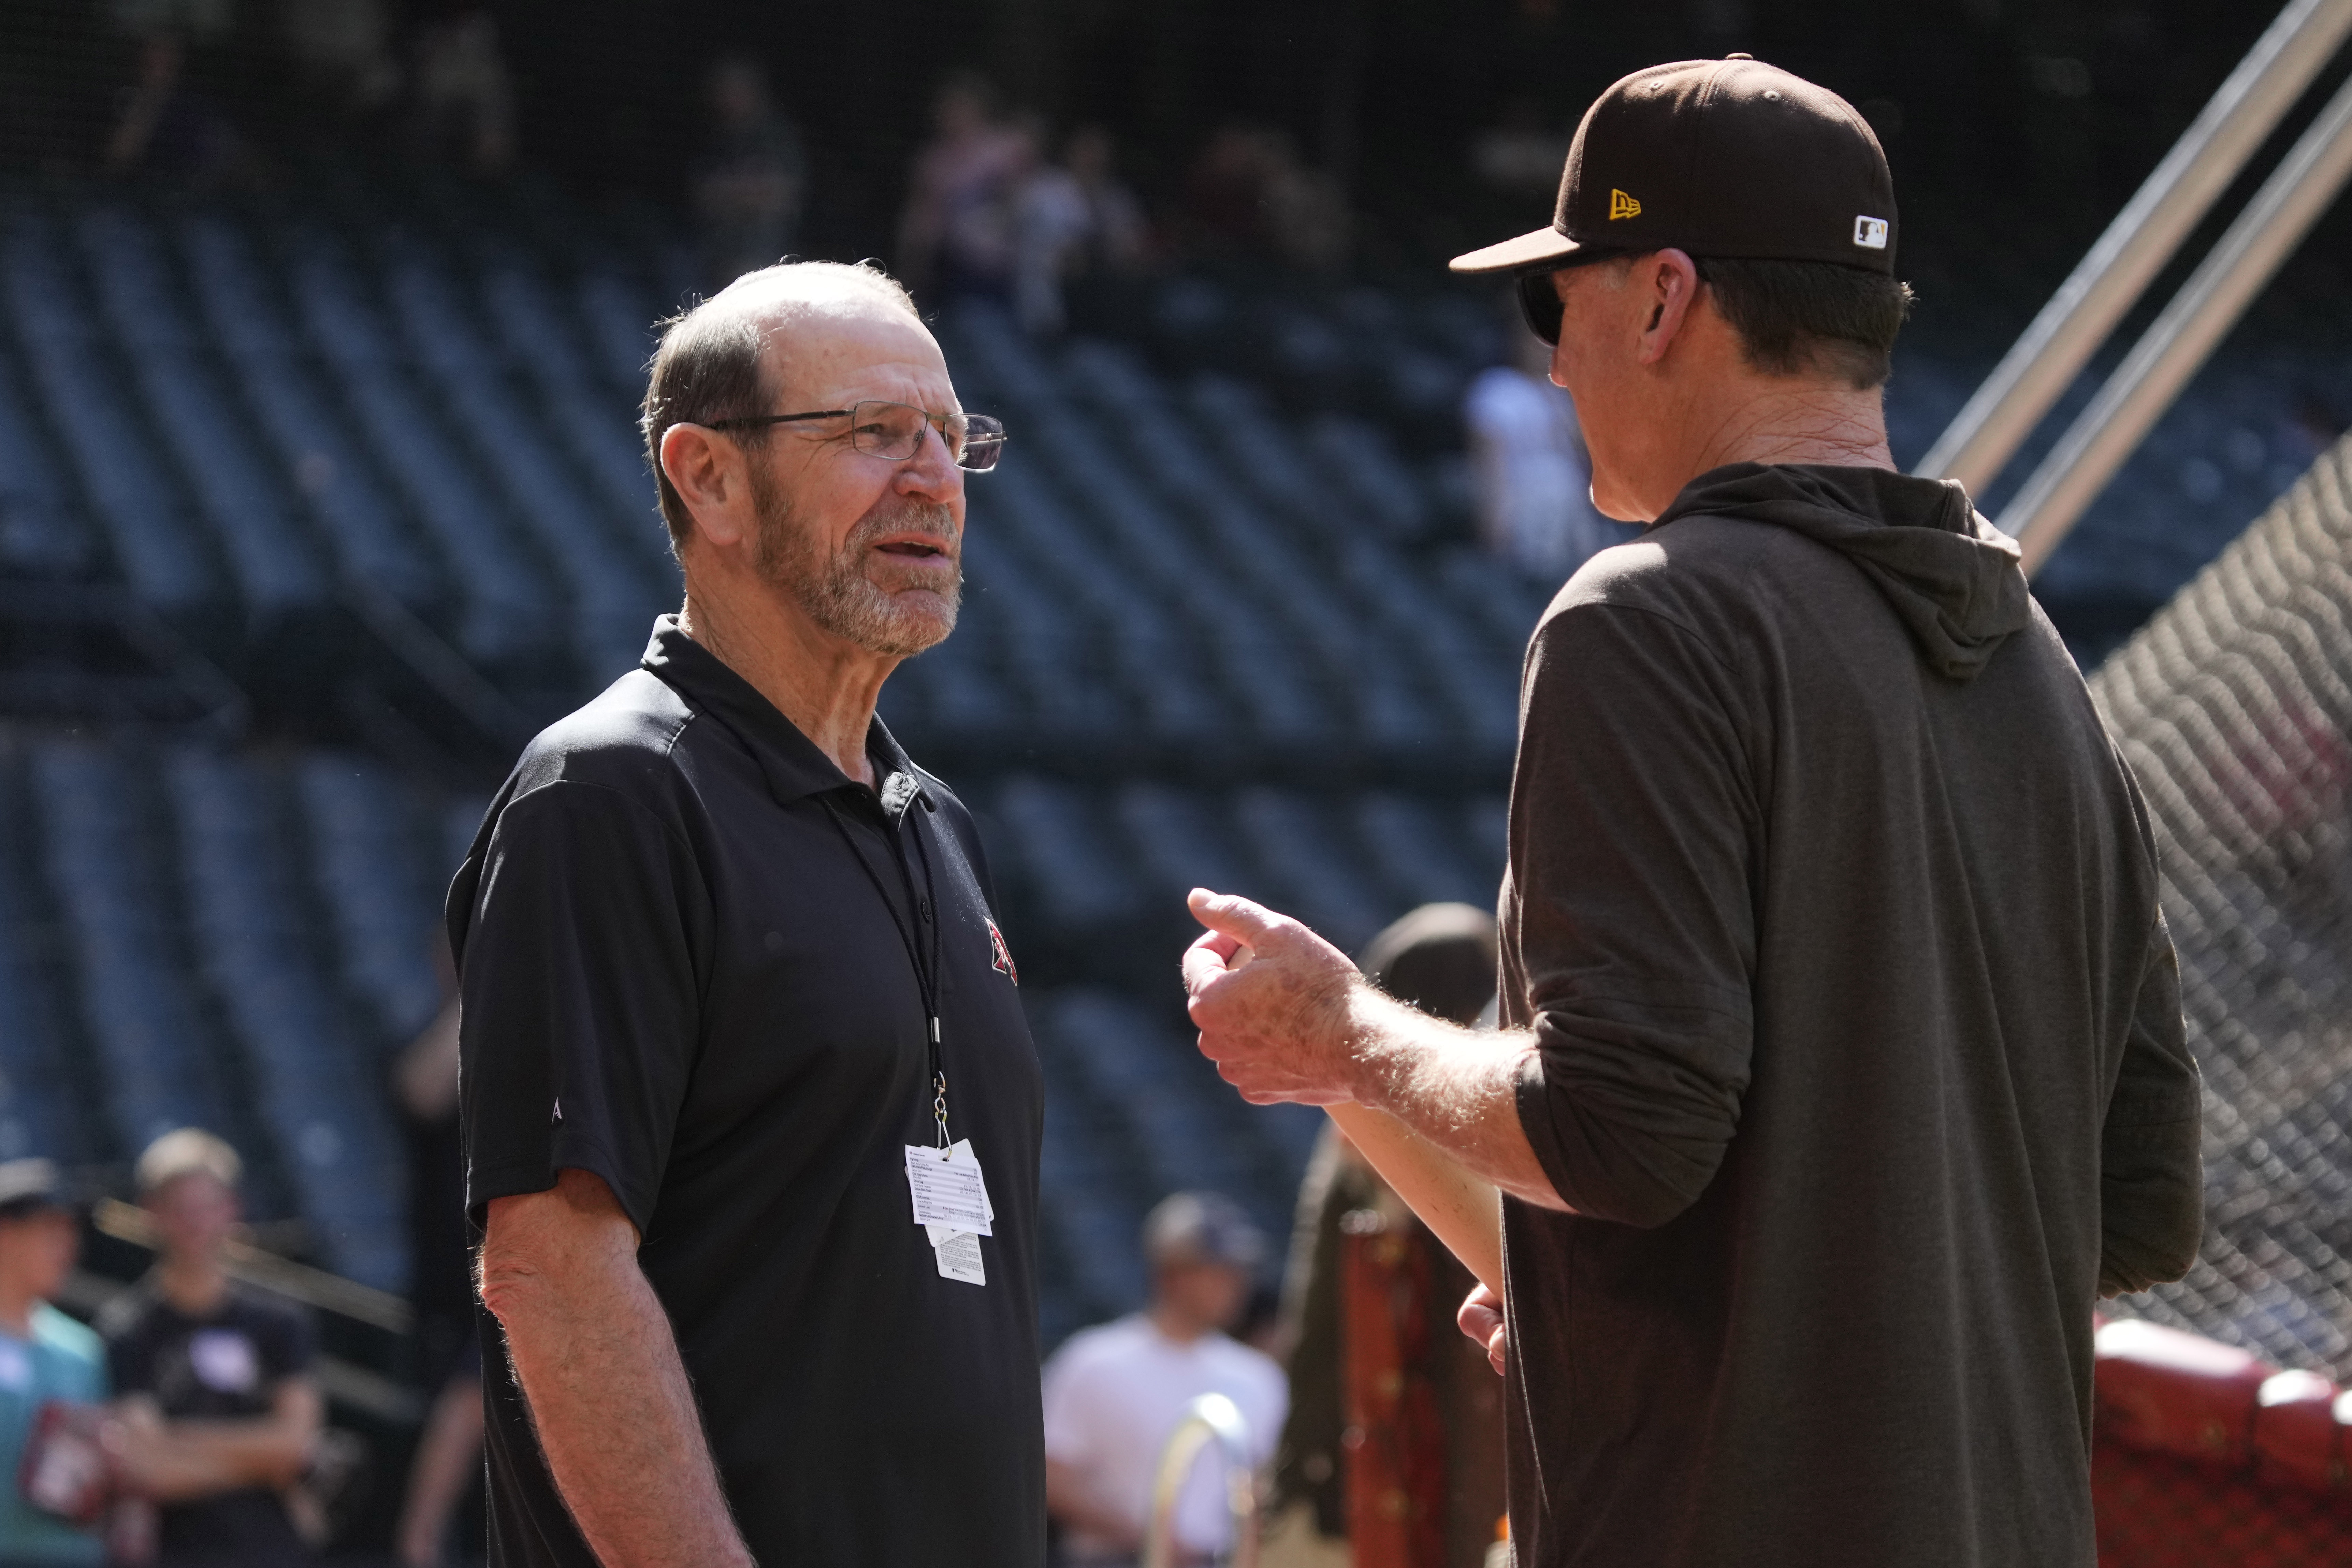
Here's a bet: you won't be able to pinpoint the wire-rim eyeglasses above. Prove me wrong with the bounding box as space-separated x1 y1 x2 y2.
710 399 1007 473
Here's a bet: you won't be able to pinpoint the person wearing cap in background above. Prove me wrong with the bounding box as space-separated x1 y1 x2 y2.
98 1130 321 1567
1041 1192 1286 1567
1182 55 2203 1568
0 1159 108 1567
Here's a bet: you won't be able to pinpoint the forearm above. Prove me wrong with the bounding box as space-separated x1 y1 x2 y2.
117 1386 319 1497
1045 1457 1139 1548
1344 988 1569 1212
121 1427 300 1498
398 1376 488 1564
494 1260 750 1568
1323 1103 1504 1294
482 1177 751 1568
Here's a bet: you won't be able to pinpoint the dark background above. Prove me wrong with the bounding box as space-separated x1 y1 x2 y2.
5 0 2350 348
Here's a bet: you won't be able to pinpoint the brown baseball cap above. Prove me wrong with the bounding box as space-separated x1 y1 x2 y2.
1451 55 1898 276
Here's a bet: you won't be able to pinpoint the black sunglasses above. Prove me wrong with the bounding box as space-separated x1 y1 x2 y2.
1515 268 1568 347
1516 252 1707 346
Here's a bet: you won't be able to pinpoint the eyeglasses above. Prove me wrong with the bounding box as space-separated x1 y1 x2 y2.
710 400 1007 472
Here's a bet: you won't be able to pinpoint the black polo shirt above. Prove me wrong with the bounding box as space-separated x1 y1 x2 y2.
449 618 1045 1568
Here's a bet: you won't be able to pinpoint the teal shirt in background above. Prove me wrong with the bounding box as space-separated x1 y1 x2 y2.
0 1304 107 1565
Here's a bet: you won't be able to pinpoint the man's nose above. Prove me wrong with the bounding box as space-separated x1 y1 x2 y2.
898 422 966 503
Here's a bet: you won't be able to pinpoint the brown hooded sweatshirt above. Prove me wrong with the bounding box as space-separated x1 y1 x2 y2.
1497 463 2203 1568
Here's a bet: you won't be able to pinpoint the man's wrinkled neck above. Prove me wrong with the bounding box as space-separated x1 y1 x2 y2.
679 580 898 788
1628 374 1894 521
1689 377 1895 476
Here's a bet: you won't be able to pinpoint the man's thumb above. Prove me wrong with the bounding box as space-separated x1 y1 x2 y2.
1188 888 1280 943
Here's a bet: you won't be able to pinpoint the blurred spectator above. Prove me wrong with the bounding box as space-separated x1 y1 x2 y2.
1012 126 1148 336
104 34 247 185
408 6 514 176
694 56 808 291
390 947 481 1568
1182 126 1350 274
896 73 1030 299
1042 1193 1286 1566
1464 318 1618 578
99 1130 321 1568
1263 904 1504 1568
0 1160 108 1566
277 0 401 123
1470 97 1574 196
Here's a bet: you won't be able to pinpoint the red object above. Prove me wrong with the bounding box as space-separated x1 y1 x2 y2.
2094 1320 2269 1467
1340 1213 1449 1568
2091 1320 2352 1566
2253 1371 2346 1494
19 1400 112 1526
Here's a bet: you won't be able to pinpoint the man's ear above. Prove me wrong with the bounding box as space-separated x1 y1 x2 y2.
660 423 754 550
1634 248 1704 367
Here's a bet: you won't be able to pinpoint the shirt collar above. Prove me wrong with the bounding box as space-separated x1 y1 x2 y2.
639 616 928 816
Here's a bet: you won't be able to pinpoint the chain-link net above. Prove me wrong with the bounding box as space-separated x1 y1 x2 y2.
2091 430 2352 1379
2086 433 2352 1558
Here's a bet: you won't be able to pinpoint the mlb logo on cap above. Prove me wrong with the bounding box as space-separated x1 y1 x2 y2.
1854 215 1890 250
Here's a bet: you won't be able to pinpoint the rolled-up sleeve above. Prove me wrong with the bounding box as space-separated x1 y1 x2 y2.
1508 602 1758 1229
2097 905 2204 1296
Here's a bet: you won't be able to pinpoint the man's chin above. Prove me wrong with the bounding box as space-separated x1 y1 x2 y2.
868 588 959 656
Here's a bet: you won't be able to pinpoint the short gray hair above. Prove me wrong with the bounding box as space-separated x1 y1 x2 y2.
639 261 922 555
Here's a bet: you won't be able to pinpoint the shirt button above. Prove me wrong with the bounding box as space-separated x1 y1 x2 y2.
917 898 933 923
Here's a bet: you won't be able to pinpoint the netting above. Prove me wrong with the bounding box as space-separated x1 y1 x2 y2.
2090 429 2352 1379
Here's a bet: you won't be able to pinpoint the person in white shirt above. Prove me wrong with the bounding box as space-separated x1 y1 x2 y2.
1463 323 1622 578
1043 1193 1288 1566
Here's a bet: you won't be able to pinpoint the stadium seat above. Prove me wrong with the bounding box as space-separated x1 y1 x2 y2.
28 740 241 1167
0 216 219 611
163 749 408 1293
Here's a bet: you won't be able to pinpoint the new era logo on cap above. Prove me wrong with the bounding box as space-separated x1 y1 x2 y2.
1854 215 1889 250
1609 188 1642 220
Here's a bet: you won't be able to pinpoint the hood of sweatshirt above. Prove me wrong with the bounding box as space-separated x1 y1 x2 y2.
1654 462 2032 681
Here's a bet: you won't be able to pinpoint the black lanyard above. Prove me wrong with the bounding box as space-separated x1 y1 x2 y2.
822 783 949 1147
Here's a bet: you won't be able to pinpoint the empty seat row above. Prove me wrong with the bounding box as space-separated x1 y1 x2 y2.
0 733 472 1293
979 773 1505 959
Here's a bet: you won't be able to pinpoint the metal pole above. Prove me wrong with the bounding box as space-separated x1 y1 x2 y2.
1913 0 2352 494
1141 1392 1259 1568
2005 70 2352 574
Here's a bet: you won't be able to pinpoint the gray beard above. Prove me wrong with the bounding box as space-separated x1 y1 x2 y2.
752 475 962 657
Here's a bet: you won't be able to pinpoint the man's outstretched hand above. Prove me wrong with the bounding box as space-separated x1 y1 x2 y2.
1182 889 1364 1105
1458 1284 1508 1376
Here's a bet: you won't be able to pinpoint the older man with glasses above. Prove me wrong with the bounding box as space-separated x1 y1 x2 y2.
452 260 1043 1568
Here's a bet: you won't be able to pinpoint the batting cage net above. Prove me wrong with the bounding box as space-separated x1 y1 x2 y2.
2084 432 2352 1563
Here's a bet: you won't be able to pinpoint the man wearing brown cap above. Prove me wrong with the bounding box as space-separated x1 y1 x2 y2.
1182 56 2204 1567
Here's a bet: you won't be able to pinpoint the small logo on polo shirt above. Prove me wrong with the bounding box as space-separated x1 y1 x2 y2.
189 1330 259 1394
1854 215 1889 249
1609 188 1642 220
986 917 1018 985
